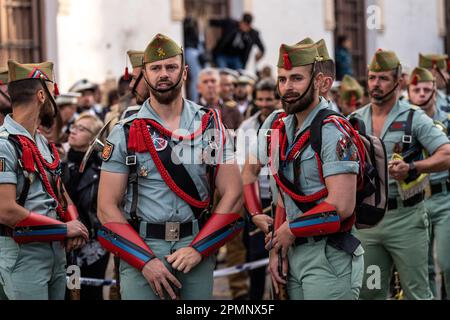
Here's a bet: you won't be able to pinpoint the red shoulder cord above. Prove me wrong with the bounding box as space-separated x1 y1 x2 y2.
16 135 65 219
267 114 329 203
127 111 223 209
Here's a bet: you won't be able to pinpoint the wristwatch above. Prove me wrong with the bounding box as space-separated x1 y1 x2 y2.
408 162 419 177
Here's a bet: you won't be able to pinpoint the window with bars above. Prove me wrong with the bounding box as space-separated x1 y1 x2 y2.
334 0 367 81
0 0 44 67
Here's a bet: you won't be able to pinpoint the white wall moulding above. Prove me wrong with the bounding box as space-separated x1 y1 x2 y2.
171 0 185 21
324 0 336 31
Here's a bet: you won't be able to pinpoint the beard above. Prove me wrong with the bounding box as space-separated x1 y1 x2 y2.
150 79 183 104
39 99 56 129
283 84 315 115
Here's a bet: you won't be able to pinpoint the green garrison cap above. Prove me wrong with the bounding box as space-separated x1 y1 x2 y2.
296 38 332 61
8 60 54 83
127 50 144 69
0 67 8 84
143 34 183 64
410 67 435 85
340 75 364 102
278 43 322 70
315 39 332 61
419 53 448 70
369 49 401 72
296 37 315 45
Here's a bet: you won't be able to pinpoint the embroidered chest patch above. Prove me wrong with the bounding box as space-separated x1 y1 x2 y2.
151 131 168 152
389 121 406 132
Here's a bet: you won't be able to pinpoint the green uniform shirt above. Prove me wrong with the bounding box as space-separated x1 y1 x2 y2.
101 99 235 224
430 106 450 182
0 115 58 218
253 98 360 221
351 99 450 198
436 90 450 113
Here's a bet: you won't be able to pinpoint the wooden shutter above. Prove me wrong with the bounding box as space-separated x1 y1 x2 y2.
0 0 44 66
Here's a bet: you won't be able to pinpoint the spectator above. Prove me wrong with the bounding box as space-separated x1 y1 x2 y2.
197 68 242 130
62 113 108 300
56 92 80 144
335 35 354 81
70 79 107 120
210 13 265 70
235 75 254 117
219 69 238 103
184 16 205 102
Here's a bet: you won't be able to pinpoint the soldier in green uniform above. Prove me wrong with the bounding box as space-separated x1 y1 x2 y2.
352 50 450 300
338 75 364 116
419 54 450 113
408 67 450 298
0 60 89 300
242 42 365 300
97 34 243 300
105 50 149 134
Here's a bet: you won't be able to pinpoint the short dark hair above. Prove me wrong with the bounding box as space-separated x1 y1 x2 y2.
118 75 131 97
316 60 336 80
242 13 253 25
253 79 276 100
8 79 43 105
337 35 348 47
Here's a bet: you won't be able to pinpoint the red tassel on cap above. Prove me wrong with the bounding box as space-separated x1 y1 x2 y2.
447 60 450 72
377 48 383 52
411 74 419 86
124 67 130 81
54 83 60 97
283 53 292 70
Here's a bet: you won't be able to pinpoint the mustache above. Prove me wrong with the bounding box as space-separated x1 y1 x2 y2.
283 91 301 100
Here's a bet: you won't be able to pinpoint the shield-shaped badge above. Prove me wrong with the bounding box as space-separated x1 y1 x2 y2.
152 132 168 152
101 141 114 162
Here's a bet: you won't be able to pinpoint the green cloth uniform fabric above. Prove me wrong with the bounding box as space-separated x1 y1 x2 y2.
252 98 364 300
119 222 216 300
0 115 66 300
436 90 450 113
351 99 450 300
425 107 450 298
101 99 234 300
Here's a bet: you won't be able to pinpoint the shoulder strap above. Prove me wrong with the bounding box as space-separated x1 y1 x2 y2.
123 122 140 230
310 109 344 155
402 109 415 153
7 135 32 207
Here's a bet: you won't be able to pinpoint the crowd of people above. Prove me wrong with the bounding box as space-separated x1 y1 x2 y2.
1 12 450 302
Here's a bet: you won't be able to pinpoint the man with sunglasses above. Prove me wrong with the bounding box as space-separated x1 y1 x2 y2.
408 67 450 299
0 60 89 300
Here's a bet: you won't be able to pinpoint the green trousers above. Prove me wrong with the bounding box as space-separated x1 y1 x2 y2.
119 222 216 300
0 237 67 300
356 200 433 300
424 186 450 298
287 237 364 300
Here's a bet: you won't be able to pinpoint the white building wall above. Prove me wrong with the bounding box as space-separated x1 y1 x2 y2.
250 0 334 74
56 0 181 91
368 0 444 71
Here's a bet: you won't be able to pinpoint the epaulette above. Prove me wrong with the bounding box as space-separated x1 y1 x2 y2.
118 113 138 126
0 127 9 140
409 104 420 111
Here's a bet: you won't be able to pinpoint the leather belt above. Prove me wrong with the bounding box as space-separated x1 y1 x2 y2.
294 235 326 247
0 224 12 237
430 181 450 196
143 221 194 241
388 192 424 210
